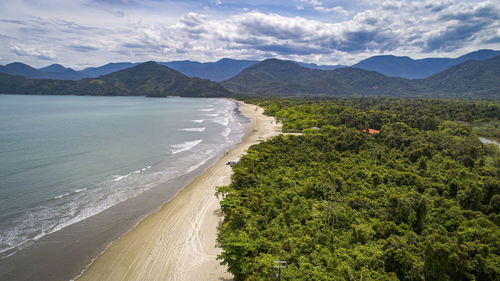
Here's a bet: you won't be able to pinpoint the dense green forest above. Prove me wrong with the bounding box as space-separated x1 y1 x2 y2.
217 98 500 280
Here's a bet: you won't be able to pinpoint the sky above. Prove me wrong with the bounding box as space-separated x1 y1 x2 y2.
0 0 499 69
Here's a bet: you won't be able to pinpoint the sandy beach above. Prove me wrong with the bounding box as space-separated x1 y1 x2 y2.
77 101 282 281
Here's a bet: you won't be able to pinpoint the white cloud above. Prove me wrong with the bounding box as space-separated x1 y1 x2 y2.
0 0 499 67
297 0 350 15
10 44 56 60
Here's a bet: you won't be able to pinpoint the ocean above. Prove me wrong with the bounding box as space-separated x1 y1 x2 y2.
0 94 247 280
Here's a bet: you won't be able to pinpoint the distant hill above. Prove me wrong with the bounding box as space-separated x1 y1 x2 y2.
79 62 139 78
297 62 344 70
1 49 497 81
80 59 258 81
222 56 500 99
39 64 75 73
0 62 230 97
38 64 84 80
0 59 342 81
0 62 49 79
0 59 257 81
0 62 85 80
160 58 259 82
352 49 500 79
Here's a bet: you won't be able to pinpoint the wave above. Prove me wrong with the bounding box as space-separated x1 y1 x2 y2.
197 108 214 112
52 186 86 200
221 127 232 137
177 127 206 132
53 192 70 199
191 119 204 123
170 139 202 155
1 164 160 258
113 165 152 182
212 117 229 127
202 113 218 117
113 174 130 181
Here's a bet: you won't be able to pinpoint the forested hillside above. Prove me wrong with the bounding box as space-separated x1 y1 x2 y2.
0 62 230 97
222 56 500 99
217 98 500 280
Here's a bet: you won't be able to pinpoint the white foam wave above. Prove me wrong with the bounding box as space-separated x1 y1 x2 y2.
53 192 70 199
202 113 218 117
212 117 229 127
170 139 202 154
112 165 152 182
192 119 204 123
74 188 86 193
221 127 232 137
33 232 45 241
113 174 130 181
198 108 214 112
177 127 206 132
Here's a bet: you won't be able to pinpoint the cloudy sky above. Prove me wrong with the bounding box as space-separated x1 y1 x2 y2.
0 0 499 69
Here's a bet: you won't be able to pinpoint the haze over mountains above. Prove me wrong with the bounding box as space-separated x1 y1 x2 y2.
1 49 497 82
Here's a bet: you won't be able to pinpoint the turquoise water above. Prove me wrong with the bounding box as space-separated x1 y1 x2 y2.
0 95 246 259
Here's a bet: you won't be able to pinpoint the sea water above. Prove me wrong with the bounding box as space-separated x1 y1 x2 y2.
0 95 246 262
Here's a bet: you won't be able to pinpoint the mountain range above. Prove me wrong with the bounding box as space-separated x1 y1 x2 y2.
0 52 498 99
222 55 500 99
352 49 500 79
1 49 497 82
0 62 230 97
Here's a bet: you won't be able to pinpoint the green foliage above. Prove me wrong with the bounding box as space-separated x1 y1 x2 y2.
217 98 500 280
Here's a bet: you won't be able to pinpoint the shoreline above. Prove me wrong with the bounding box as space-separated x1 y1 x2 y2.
0 97 247 281
76 100 282 280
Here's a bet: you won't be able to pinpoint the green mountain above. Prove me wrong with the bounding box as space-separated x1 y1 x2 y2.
222 59 416 97
222 56 500 99
0 61 231 97
420 54 500 98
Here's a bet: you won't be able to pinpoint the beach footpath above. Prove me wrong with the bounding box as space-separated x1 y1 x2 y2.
77 101 282 281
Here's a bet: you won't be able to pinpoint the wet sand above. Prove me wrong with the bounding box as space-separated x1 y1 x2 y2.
77 101 282 281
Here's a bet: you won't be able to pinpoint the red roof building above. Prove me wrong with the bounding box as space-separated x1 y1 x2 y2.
362 129 380 135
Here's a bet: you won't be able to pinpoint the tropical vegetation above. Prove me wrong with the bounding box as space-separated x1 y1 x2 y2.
217 98 500 280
